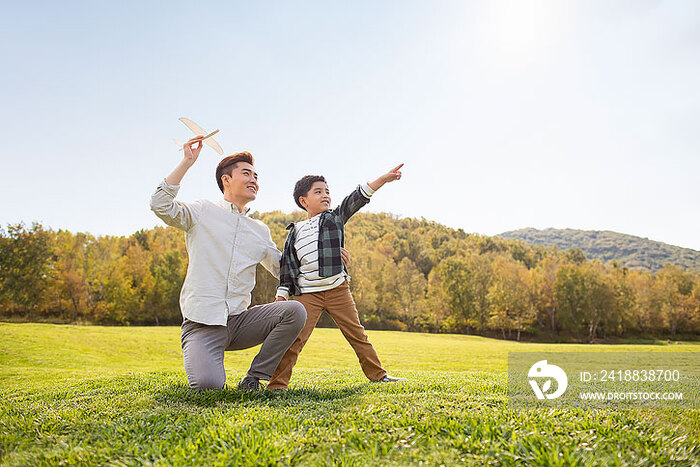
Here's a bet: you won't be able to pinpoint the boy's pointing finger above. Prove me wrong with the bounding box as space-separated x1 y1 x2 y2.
391 163 405 172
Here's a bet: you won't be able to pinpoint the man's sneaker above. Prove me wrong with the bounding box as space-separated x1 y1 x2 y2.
376 375 407 383
237 376 262 391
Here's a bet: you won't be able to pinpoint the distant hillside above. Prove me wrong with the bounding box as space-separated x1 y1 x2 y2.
498 228 700 272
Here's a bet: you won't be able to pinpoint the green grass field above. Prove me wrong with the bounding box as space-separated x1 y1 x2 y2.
1 323 698 466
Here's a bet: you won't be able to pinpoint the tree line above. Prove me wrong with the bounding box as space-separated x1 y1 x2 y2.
1 214 698 342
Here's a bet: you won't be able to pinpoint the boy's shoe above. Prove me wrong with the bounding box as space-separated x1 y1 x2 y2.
376 375 407 383
238 376 262 391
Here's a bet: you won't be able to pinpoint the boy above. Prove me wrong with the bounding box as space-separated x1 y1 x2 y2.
268 164 406 390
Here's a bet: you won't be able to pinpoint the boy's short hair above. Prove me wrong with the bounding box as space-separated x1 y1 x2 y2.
216 152 254 193
294 175 326 210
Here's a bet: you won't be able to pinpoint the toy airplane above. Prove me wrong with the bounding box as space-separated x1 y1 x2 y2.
173 117 224 155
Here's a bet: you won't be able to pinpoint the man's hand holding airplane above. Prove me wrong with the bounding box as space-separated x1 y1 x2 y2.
182 136 204 167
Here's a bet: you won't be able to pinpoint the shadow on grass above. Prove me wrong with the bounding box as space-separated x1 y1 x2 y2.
155 382 370 408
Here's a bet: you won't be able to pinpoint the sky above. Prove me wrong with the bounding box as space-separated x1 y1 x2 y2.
1 0 698 250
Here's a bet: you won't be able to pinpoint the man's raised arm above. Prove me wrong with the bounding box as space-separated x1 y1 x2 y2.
150 136 204 231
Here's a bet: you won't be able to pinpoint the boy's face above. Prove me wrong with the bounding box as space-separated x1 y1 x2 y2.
222 162 259 203
300 181 331 216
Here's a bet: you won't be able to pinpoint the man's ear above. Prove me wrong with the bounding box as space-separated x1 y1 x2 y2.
221 175 230 190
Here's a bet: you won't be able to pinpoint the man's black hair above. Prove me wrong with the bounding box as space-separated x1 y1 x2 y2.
215 152 254 193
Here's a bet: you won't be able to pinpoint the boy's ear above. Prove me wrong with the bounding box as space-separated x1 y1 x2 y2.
298 196 308 210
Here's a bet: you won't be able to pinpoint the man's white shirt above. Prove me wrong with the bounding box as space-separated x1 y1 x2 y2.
150 180 280 326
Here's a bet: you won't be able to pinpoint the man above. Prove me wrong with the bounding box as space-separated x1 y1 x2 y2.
149 136 307 391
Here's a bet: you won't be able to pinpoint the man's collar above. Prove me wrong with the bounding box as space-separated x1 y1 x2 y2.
218 199 250 216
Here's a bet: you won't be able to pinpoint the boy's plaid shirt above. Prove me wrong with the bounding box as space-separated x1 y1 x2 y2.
279 185 371 297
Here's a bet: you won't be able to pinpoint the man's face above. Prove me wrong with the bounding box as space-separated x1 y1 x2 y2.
222 162 258 202
300 181 331 215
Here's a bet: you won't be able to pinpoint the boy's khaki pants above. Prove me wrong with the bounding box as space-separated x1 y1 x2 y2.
268 280 387 390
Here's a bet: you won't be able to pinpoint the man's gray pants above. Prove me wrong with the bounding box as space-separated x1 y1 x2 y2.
181 301 306 390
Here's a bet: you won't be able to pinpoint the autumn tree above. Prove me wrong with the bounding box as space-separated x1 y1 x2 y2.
0 223 53 318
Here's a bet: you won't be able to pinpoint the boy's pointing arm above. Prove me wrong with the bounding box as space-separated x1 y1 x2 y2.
367 163 404 191
336 163 404 224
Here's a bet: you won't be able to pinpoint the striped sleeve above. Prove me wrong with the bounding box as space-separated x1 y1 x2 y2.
276 286 290 300
359 182 375 199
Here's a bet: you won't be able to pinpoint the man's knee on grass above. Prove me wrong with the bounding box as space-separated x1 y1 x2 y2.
189 372 226 391
283 301 307 334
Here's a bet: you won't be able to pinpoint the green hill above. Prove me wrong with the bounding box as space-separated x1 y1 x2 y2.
498 227 700 272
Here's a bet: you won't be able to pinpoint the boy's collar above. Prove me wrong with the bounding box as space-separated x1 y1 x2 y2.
306 211 324 220
287 211 328 230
